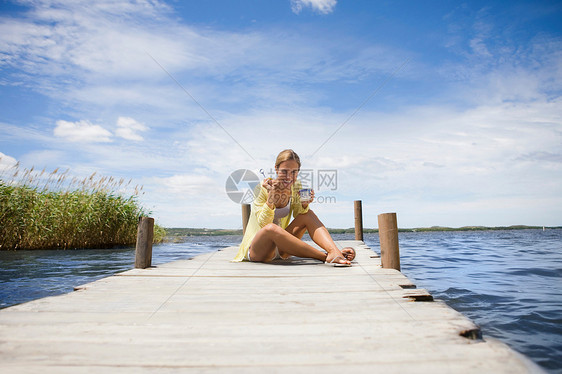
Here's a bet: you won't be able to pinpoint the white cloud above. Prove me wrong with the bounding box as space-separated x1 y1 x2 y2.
0 152 17 171
174 96 561 228
19 149 67 168
291 0 337 14
0 0 195 83
0 8 398 86
54 120 113 142
159 173 222 197
0 0 405 124
469 37 492 57
115 116 148 141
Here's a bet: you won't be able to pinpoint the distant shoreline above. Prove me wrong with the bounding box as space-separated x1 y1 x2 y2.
164 225 561 238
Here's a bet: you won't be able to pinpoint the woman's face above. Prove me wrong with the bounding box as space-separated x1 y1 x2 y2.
276 160 299 187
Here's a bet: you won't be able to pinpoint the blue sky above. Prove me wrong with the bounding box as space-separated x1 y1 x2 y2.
1 0 561 229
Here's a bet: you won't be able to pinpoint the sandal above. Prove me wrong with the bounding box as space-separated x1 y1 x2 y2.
325 255 351 267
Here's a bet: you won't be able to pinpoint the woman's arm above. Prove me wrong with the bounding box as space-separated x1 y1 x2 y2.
292 181 310 218
252 182 275 228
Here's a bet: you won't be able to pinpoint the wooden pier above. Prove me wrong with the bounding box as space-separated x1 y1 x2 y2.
0 241 542 373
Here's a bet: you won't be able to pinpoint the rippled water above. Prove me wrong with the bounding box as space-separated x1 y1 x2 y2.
1 230 561 372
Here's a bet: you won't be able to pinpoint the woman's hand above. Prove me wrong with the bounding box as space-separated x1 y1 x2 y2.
262 178 274 191
265 178 289 209
263 178 275 209
301 189 315 209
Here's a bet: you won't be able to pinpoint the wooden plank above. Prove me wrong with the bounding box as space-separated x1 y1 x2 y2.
0 241 543 373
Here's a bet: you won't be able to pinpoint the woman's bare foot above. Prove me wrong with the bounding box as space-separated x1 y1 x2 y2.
342 247 356 261
325 250 351 265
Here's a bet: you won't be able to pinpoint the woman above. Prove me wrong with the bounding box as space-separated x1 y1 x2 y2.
233 149 355 265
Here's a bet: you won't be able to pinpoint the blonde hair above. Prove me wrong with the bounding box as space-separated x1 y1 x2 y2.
275 149 301 170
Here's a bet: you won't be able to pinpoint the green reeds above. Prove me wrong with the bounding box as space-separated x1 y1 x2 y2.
0 161 165 250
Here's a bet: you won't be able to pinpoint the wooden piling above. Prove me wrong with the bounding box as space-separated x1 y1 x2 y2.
378 212 400 271
354 200 363 241
242 204 251 235
135 217 154 269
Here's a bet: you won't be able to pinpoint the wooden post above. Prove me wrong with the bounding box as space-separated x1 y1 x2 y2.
378 212 400 271
354 200 363 241
135 217 154 269
242 204 251 235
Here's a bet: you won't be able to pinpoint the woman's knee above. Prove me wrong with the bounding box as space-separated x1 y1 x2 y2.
299 209 318 222
262 223 283 236
303 209 316 217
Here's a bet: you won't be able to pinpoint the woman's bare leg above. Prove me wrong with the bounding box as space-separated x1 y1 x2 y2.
284 210 350 264
249 223 328 262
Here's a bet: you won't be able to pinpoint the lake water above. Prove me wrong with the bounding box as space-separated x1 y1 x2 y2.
1 230 561 372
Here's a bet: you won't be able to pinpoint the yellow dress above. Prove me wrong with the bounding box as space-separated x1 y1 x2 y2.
232 180 309 262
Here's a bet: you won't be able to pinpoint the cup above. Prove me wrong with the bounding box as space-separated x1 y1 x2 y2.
299 188 312 203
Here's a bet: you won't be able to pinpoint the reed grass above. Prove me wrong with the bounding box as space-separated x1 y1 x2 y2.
0 161 166 250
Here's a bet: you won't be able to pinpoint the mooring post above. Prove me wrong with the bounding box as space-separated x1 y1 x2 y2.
242 204 251 235
135 216 154 269
378 212 400 271
354 200 363 241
